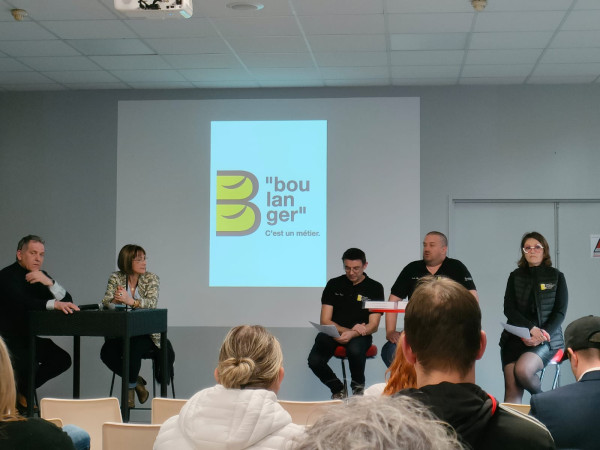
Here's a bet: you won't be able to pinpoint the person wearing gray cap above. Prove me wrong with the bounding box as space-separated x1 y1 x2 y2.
530 315 600 450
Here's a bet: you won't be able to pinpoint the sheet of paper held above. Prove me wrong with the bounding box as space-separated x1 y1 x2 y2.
501 322 531 339
310 321 341 338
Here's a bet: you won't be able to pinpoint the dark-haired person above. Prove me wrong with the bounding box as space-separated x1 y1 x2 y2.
530 315 600 450
307 248 384 399
500 232 568 404
0 235 79 412
100 244 159 408
397 276 555 449
382 231 477 367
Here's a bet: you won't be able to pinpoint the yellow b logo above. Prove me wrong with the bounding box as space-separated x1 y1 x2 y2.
216 171 261 236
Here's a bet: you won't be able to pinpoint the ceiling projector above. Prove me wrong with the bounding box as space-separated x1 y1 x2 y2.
114 0 193 19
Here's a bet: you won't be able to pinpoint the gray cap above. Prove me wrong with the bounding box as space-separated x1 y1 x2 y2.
564 315 600 351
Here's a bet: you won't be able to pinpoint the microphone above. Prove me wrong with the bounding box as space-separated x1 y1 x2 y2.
77 303 101 311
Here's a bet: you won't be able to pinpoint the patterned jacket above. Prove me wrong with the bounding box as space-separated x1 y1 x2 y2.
101 271 161 348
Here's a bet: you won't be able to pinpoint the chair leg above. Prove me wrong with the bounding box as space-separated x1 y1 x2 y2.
109 371 116 397
552 364 560 390
339 358 348 395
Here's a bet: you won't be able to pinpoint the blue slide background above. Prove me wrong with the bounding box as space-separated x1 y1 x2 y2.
210 120 327 287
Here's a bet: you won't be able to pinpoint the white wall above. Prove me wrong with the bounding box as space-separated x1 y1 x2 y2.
1 85 599 412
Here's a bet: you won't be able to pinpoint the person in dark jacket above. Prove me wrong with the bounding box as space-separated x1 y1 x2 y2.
396 276 555 450
530 315 600 450
500 232 568 403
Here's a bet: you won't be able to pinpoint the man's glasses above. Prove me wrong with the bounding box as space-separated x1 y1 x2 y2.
523 245 544 254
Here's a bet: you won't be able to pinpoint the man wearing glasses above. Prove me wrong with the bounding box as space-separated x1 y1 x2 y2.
308 248 384 399
0 235 79 412
382 231 478 367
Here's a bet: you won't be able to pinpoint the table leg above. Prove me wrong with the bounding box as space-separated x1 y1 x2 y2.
160 332 168 397
121 337 130 422
73 336 80 398
27 335 36 417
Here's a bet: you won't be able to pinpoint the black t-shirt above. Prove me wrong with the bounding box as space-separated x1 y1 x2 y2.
390 257 476 300
321 273 384 329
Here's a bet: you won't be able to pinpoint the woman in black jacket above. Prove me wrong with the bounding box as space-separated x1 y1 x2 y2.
500 231 568 403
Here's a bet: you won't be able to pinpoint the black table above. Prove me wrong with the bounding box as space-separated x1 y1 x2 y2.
28 308 168 421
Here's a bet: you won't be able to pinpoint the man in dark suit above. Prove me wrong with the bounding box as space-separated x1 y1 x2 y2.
530 315 600 450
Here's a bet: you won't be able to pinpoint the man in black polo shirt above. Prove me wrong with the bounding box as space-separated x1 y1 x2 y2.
382 231 477 367
308 248 384 399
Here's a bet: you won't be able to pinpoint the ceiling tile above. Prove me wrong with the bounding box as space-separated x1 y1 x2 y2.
541 48 600 64
66 38 154 56
466 49 542 65
250 67 321 80
239 52 314 68
197 0 292 18
532 63 600 77
111 69 186 82
0 40 81 57
308 35 387 52
212 16 300 36
163 53 241 69
390 33 467 51
392 65 460 78
0 22 57 40
18 56 100 71
180 68 253 81
460 76 527 85
299 15 384 35
469 32 553 49
527 75 598 84
483 0 572 12
462 63 534 77
5 0 119 20
226 36 308 53
384 0 472 14
128 81 195 89
42 20 137 39
0 58 32 71
551 31 600 48
391 50 464 65
387 13 473 34
392 77 457 86
560 10 600 31
0 71 54 83
474 11 566 32
146 37 231 54
314 51 388 67
325 78 389 86
43 70 120 83
292 0 384 15
125 18 217 38
91 55 171 70
320 66 389 79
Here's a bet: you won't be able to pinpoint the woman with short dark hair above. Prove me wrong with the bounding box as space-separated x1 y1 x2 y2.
100 244 160 408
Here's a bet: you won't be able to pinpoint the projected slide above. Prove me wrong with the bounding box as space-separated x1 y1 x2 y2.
210 121 327 287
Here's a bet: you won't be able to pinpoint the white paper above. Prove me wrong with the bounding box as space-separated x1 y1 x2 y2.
310 321 340 338
501 322 531 339
364 300 408 310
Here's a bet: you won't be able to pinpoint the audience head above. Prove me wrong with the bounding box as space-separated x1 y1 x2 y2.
117 244 146 275
0 338 20 421
216 325 283 392
383 331 417 396
518 231 552 268
564 315 600 377
403 276 484 378
294 395 464 450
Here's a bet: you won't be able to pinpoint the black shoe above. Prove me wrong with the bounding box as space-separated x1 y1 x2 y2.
331 388 347 400
352 384 365 396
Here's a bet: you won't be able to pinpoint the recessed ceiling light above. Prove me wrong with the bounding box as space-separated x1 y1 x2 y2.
226 2 264 11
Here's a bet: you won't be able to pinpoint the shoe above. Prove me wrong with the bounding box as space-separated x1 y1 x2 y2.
352 385 365 396
16 393 38 415
128 388 135 408
331 388 347 400
135 376 149 404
